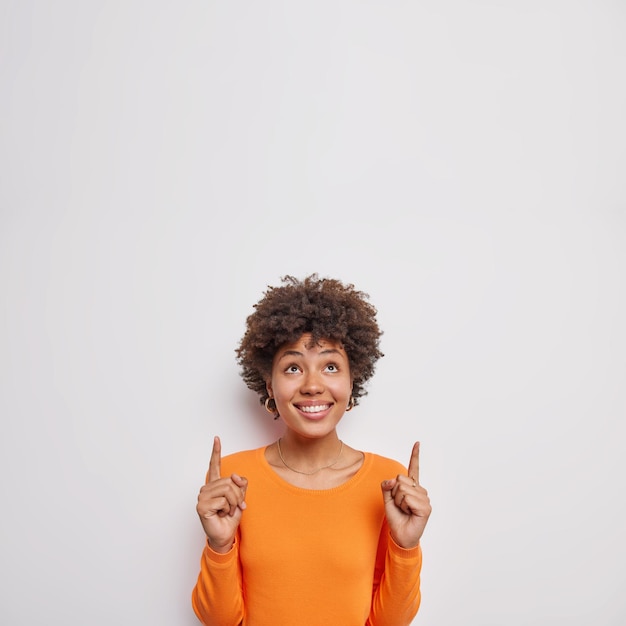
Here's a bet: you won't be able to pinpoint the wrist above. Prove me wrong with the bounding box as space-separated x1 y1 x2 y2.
389 530 420 551
207 537 235 554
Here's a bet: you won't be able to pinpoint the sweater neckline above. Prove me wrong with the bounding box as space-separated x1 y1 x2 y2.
257 445 373 494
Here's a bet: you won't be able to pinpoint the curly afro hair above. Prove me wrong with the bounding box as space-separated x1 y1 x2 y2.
236 274 384 409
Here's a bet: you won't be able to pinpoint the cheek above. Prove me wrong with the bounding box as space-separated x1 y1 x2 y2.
332 377 352 396
271 377 296 398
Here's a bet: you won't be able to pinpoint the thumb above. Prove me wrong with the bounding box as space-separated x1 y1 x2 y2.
381 478 396 502
232 473 248 500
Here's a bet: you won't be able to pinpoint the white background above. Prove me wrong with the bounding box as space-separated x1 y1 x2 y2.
1 1 625 624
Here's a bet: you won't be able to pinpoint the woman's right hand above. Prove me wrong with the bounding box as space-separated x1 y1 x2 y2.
196 436 248 554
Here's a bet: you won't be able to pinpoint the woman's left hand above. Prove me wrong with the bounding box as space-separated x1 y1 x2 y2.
381 442 432 549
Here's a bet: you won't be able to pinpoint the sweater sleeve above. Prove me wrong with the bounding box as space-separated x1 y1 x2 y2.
368 520 422 626
191 537 245 626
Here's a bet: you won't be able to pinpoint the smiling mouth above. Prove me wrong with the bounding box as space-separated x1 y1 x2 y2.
298 404 331 414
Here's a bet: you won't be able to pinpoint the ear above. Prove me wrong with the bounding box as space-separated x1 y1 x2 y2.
266 380 273 397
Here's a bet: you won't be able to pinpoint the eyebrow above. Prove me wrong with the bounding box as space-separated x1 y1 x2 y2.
277 348 344 361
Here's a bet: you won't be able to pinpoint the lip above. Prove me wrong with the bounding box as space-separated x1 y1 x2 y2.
294 403 332 420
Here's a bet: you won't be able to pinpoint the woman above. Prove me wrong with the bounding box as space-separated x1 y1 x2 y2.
192 275 431 626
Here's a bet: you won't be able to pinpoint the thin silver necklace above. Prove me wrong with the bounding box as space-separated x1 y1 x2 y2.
277 438 344 475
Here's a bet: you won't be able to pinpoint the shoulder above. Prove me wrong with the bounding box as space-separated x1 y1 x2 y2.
220 447 266 476
363 452 407 479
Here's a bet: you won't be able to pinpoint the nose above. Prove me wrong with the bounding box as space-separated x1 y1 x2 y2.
300 370 324 395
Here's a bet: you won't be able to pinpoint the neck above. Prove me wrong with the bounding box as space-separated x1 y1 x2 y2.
277 432 343 474
281 430 340 455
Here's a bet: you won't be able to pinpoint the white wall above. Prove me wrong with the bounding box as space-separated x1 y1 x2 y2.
1 1 625 624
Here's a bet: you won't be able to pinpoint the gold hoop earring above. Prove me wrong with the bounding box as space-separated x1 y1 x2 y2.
265 397 278 418
345 396 355 411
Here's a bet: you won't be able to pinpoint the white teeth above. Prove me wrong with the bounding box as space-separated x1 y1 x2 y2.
300 405 329 413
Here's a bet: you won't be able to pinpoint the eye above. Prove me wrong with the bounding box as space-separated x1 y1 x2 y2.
285 364 301 374
325 363 339 373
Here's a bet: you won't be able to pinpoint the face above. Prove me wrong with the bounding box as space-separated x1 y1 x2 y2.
266 334 353 439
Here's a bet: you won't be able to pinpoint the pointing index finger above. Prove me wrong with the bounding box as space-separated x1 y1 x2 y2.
407 441 420 485
208 436 222 482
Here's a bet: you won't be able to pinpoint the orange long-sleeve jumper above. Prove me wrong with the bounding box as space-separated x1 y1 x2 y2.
192 446 422 626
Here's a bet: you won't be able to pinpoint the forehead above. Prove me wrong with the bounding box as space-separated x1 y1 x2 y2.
276 333 346 355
